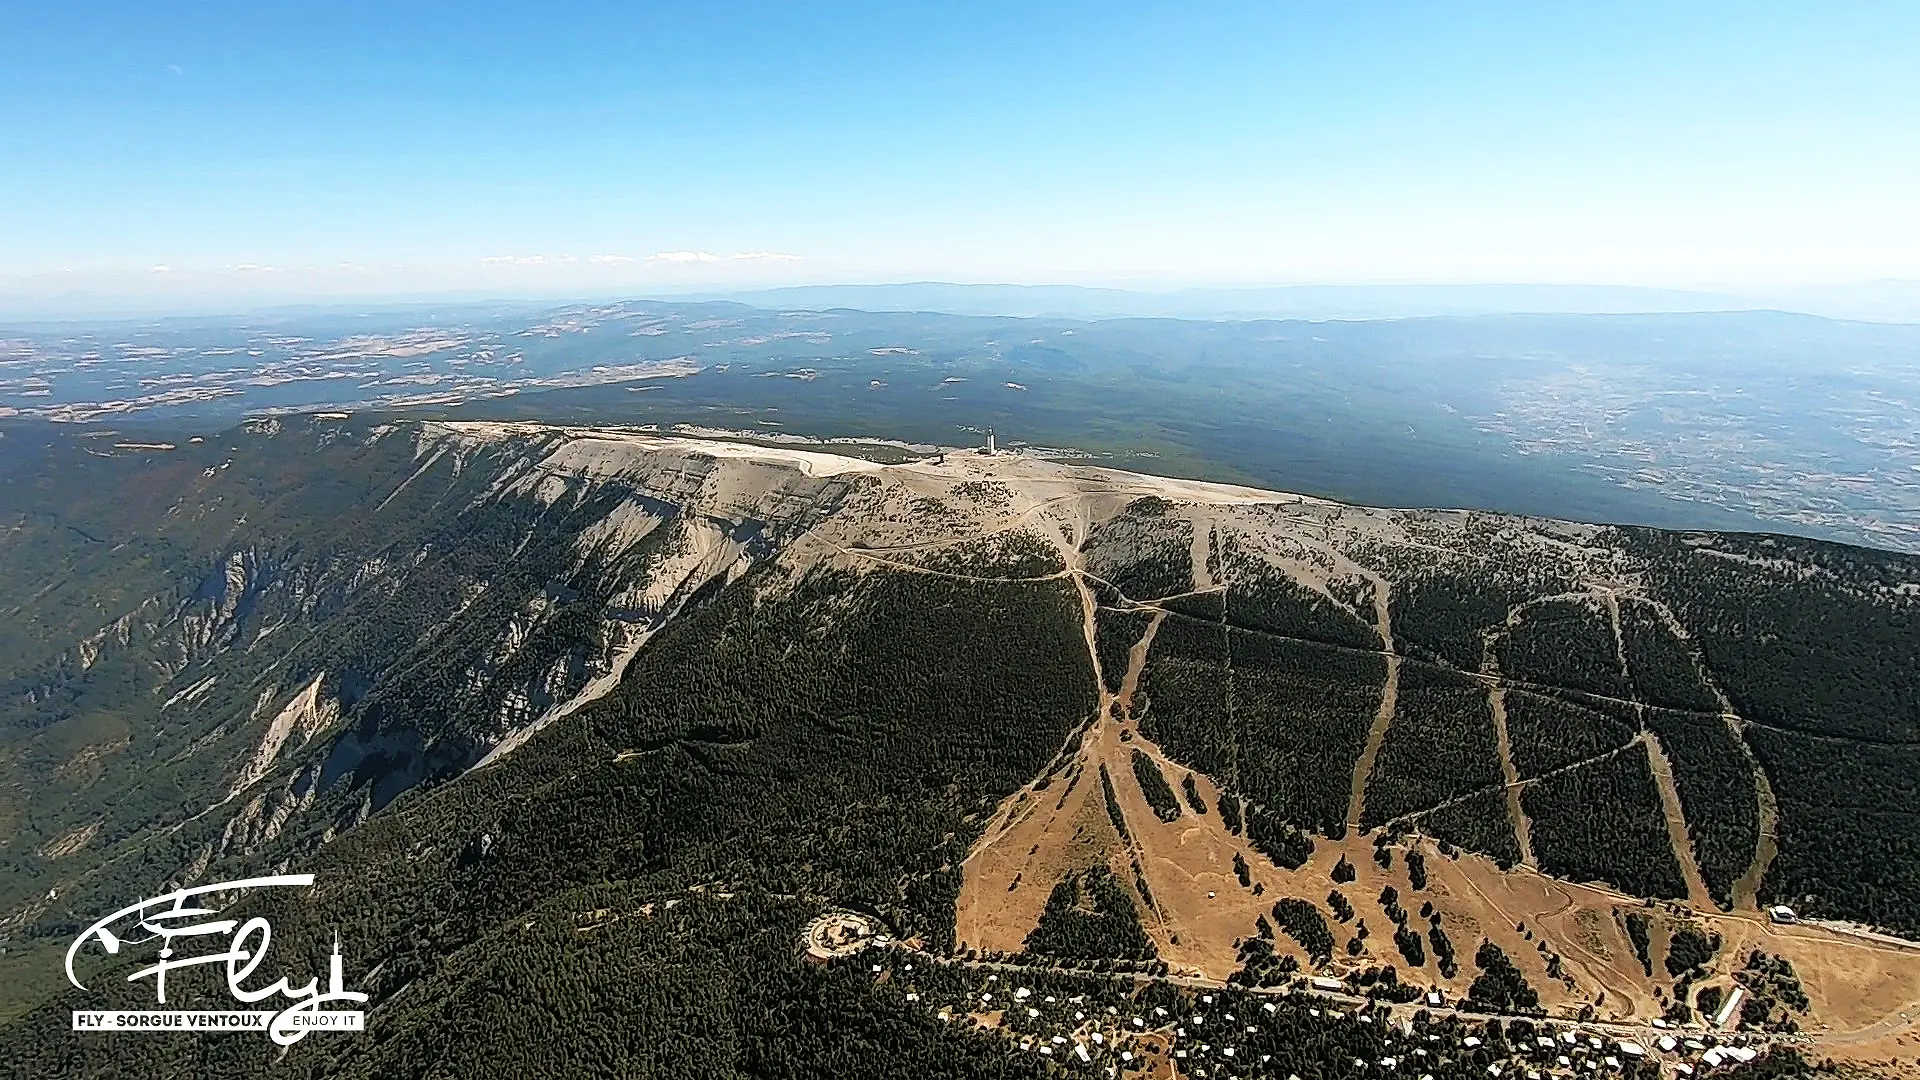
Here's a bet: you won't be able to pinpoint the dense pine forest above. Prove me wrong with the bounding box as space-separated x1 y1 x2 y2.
1615 528 1920 933
1418 789 1524 869
1092 606 1155 694
0 555 1099 1076
1617 602 1723 713
1126 519 1920 937
1140 609 1382 840
1129 750 1183 822
1746 727 1920 936
1361 665 1505 829
1495 599 1631 699
1022 866 1158 961
1641 709 1762 907
1522 743 1690 900
1503 693 1639 777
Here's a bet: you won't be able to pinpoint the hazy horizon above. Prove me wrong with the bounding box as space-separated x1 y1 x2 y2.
6 277 1920 326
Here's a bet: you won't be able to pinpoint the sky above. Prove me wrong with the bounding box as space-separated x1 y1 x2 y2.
3 1 1917 309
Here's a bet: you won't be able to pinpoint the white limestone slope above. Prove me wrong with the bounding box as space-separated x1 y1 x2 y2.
423 419 1626 772
227 674 340 800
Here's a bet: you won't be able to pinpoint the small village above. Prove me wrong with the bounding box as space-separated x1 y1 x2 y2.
800 910 1786 1080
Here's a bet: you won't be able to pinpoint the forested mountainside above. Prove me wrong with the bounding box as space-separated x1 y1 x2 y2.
1136 508 1919 929
0 415 1912 1077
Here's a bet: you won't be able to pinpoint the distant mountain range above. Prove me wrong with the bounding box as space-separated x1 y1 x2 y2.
6 278 1919 325
696 280 1920 323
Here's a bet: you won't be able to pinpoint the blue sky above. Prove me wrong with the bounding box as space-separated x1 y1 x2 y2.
3 1 1916 304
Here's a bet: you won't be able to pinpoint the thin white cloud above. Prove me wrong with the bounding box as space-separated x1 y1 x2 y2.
479 250 794 268
479 253 583 266
233 263 278 273
149 265 174 274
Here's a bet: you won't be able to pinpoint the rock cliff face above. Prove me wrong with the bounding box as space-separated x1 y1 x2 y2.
0 418 868 921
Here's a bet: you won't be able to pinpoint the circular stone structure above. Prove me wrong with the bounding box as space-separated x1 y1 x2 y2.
800 911 883 963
